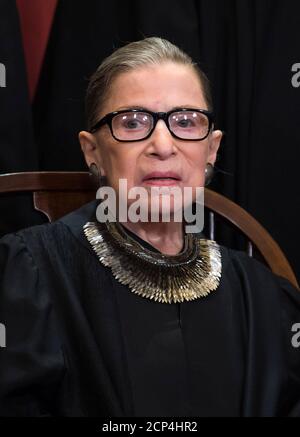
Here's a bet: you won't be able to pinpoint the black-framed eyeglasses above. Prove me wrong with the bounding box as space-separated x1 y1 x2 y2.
90 108 214 142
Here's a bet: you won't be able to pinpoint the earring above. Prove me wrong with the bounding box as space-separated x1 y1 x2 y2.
205 163 214 186
89 162 100 178
89 162 107 187
89 162 104 188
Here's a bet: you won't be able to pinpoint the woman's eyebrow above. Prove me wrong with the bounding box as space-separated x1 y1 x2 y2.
171 106 204 110
114 105 148 111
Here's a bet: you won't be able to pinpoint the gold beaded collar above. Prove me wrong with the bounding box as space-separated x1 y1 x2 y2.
83 220 222 304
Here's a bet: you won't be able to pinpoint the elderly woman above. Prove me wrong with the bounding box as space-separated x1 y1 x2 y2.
0 37 300 417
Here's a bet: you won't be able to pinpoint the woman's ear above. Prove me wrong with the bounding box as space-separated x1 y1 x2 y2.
208 129 223 164
78 131 106 177
78 131 98 167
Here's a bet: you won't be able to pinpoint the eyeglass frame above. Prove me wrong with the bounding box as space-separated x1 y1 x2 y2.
89 107 214 142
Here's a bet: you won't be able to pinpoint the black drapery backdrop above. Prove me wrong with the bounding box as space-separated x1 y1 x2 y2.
0 0 299 279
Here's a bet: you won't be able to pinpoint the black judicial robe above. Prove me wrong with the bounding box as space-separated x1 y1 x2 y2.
0 200 300 417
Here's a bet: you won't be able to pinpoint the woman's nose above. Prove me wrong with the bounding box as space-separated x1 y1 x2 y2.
146 120 177 159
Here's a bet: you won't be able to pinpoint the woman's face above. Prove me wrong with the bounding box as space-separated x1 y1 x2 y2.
80 62 222 217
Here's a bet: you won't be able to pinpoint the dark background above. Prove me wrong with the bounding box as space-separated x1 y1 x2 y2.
0 0 299 279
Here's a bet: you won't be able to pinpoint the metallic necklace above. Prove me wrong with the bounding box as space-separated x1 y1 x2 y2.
83 220 222 304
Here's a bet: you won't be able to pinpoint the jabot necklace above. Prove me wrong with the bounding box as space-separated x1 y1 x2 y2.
83 220 222 304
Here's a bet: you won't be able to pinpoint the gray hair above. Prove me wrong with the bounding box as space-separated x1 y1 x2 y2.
85 37 213 131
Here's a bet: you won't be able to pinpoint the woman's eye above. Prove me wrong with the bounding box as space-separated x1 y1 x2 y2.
177 118 194 128
125 120 140 129
123 117 147 129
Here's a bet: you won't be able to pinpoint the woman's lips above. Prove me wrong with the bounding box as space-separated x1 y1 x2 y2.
142 179 180 186
142 171 181 186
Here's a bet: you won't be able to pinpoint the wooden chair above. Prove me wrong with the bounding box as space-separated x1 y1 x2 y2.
0 171 298 289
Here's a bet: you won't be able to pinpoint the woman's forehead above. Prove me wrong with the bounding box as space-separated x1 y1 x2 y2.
103 63 206 114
